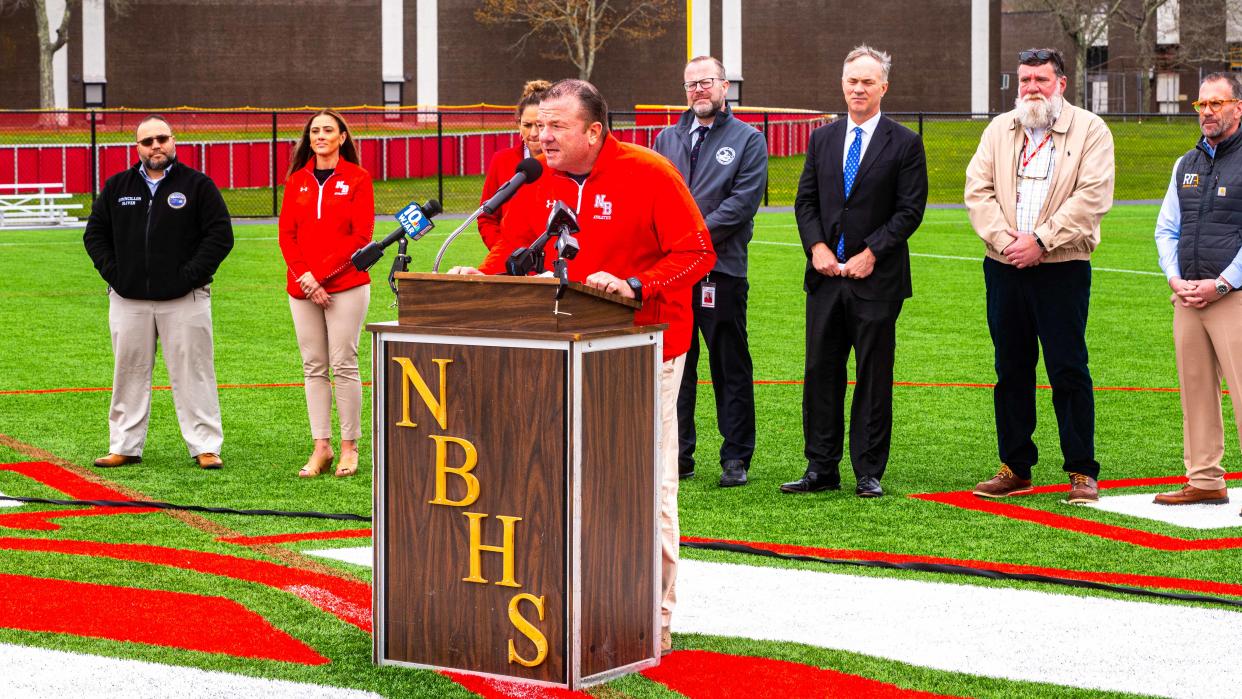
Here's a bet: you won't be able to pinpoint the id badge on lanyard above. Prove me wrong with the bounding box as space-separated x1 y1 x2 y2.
700 275 716 309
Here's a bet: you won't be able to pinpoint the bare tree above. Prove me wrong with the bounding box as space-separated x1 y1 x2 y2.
1112 0 1175 111
0 0 131 110
475 0 677 81
1175 0 1242 65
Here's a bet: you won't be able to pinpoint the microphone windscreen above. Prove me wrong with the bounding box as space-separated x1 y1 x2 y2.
516 157 543 183
422 199 443 218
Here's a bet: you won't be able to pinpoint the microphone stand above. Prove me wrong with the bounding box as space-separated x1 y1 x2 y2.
431 206 487 273
387 237 411 302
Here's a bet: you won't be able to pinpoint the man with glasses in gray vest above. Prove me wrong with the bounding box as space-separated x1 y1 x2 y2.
654 56 767 488
1151 73 1242 509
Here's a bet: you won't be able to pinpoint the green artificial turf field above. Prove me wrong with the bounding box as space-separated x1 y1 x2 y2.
0 206 1234 698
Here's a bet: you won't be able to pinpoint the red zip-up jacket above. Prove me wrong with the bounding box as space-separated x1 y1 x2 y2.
278 159 375 297
480 136 716 361
478 142 525 250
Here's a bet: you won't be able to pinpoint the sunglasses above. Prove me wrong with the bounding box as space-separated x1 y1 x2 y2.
1192 98 1241 113
1018 49 1064 73
138 134 172 147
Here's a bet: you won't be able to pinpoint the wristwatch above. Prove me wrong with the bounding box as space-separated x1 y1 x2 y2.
1034 235 1048 252
625 276 643 302
1215 278 1230 297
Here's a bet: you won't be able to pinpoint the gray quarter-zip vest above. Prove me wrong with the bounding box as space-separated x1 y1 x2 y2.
1176 128 1242 280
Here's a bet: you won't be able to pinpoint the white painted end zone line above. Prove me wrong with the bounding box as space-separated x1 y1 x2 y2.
0 491 22 508
750 239 1164 276
0 643 382 699
677 558 1241 699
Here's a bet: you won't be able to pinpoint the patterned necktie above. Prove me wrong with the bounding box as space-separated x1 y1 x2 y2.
838 126 864 261
689 126 709 179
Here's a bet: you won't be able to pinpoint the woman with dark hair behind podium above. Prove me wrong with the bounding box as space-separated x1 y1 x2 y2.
477 79 551 250
278 109 375 478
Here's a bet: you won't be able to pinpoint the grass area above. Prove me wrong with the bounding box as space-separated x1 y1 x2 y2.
0 205 1236 697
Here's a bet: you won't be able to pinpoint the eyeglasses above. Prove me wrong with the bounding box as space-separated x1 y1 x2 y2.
683 77 724 92
138 134 172 147
1018 49 1065 74
1192 98 1241 113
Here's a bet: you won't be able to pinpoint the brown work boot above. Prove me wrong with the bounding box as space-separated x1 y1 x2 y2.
93 453 141 468
1066 473 1099 504
972 465 1033 498
1153 484 1229 506
194 453 223 470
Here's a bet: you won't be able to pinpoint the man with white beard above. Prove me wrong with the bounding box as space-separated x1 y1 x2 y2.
964 48 1115 504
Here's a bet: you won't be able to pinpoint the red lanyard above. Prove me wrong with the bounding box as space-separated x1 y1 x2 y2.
1021 131 1053 170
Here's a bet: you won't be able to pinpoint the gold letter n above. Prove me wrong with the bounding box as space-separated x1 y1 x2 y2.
392 357 451 429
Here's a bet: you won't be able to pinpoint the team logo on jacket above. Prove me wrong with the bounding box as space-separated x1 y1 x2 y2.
167 192 187 209
594 193 612 220
715 146 736 165
335 181 350 195
1182 173 1200 188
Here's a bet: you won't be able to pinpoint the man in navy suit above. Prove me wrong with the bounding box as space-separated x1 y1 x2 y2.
784 45 928 498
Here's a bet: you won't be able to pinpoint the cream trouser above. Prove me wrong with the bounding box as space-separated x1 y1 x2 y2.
107 287 223 457
659 354 686 628
289 284 370 440
1174 293 1242 490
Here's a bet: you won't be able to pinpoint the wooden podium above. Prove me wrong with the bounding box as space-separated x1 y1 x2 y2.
370 272 664 688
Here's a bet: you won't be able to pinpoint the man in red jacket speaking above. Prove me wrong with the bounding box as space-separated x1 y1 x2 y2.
450 79 715 654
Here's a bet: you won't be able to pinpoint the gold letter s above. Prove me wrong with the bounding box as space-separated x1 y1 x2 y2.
507 593 547 667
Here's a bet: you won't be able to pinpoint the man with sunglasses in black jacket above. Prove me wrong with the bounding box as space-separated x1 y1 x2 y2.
83 115 234 471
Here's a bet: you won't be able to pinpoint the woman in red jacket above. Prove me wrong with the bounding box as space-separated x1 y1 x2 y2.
476 80 550 249
278 110 375 478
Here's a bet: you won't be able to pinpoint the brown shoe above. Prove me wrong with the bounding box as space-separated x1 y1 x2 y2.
1153 484 1229 506
1066 473 1099 503
660 626 672 656
973 465 1033 498
93 453 141 468
194 453 223 470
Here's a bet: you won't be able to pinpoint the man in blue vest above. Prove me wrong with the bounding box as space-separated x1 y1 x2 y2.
1152 73 1242 508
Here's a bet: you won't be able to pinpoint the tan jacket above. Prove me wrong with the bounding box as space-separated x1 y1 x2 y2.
964 101 1115 264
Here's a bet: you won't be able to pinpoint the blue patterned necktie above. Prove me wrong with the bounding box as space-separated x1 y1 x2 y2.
838 126 864 262
689 126 709 179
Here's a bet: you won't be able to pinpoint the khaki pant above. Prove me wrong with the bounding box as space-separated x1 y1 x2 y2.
1174 293 1242 490
659 354 686 628
289 284 370 441
107 287 223 457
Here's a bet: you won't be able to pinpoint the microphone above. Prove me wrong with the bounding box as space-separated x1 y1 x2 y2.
506 200 580 277
481 158 543 214
350 199 443 272
431 159 543 273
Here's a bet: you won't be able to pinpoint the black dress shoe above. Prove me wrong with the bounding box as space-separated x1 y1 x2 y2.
855 476 884 498
779 471 841 494
678 463 695 480
719 459 748 487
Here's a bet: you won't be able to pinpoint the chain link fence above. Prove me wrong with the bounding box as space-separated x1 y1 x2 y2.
0 109 1202 221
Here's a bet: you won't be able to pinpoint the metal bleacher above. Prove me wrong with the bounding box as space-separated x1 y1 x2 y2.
0 183 84 229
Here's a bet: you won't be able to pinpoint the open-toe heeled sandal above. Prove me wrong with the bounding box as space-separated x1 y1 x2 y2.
299 452 334 478
335 451 359 478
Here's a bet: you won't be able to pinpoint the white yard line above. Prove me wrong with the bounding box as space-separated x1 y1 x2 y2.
303 546 372 567
0 643 382 699
677 558 1241 699
0 491 22 508
306 546 1239 697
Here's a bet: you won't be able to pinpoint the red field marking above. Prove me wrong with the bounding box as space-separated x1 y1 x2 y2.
910 473 1242 551
0 572 327 665
0 537 373 632
217 528 372 546
683 536 1242 599
443 672 591 698
645 649 963 698
0 382 308 396
0 460 157 530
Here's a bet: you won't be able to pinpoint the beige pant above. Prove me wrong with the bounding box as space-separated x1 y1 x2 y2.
659 354 686 628
1174 293 1242 490
289 284 370 441
107 287 223 457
